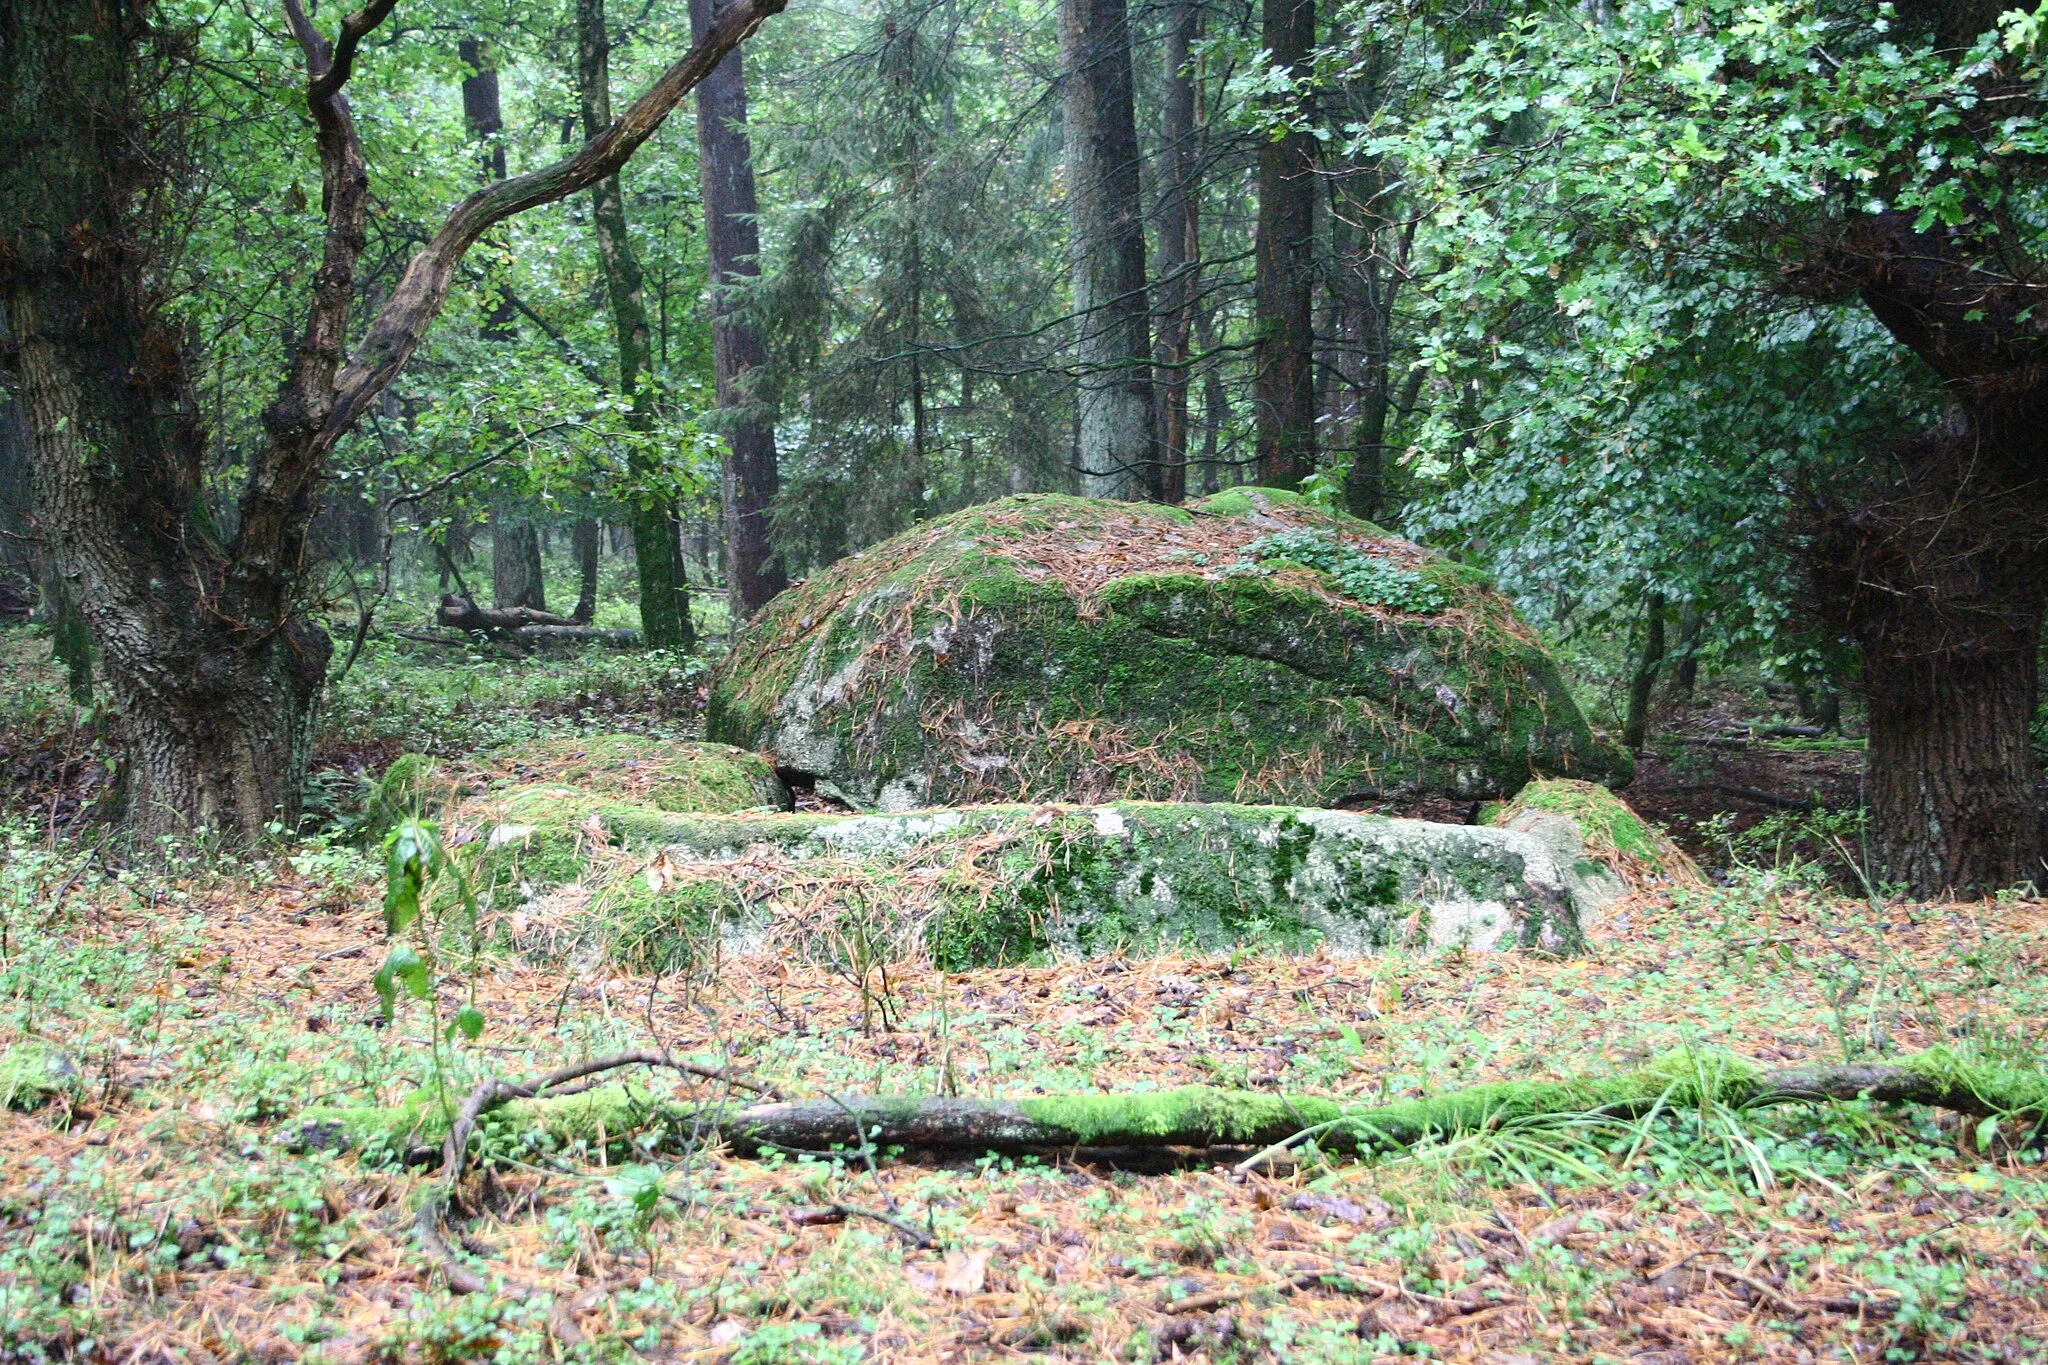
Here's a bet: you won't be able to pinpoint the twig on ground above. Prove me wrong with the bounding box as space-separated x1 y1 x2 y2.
788 1202 937 1249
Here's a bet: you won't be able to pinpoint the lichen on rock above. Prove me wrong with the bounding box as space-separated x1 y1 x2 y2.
556 799 1594 969
707 491 1630 812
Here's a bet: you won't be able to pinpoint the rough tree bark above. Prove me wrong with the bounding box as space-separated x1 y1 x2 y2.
570 517 600 624
0 0 785 840
689 0 785 618
577 0 693 650
1254 0 1317 490
489 512 547 612
1149 0 1201 505
1058 0 1155 500
1792 212 2048 895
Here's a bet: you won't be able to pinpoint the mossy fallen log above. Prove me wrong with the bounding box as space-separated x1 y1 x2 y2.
287 1048 2047 1164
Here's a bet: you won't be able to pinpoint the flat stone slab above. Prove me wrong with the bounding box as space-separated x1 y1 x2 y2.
572 800 1601 964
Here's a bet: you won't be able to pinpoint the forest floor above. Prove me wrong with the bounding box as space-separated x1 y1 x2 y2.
2 630 2045 1365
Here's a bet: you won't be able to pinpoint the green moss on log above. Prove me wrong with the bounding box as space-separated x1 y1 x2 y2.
287 1048 2048 1166
707 493 1631 812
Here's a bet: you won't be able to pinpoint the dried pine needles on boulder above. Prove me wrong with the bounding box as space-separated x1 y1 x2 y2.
706 491 1632 812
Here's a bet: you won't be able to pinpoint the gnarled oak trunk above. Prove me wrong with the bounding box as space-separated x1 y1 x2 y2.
3 0 783 844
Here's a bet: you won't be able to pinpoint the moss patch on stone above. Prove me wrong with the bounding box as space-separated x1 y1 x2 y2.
708 492 1629 812
561 800 1591 969
490 733 789 813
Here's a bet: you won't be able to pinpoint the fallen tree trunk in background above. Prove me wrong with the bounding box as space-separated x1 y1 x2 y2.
437 594 580 631
433 594 641 648
508 624 641 649
286 1048 2047 1165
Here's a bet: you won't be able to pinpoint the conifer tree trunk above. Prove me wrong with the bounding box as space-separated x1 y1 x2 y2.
1058 0 1155 500
1150 0 1201 505
1254 0 1317 489
577 0 693 649
690 0 786 617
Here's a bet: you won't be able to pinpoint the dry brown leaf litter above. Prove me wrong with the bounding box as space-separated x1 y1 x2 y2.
4 867 2046 1364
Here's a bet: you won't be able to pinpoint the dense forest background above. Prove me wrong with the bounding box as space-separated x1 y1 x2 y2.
5 0 2047 893
0 0 1882 655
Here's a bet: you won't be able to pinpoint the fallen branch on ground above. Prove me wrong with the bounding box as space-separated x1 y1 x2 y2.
289 1048 2045 1167
788 1202 936 1248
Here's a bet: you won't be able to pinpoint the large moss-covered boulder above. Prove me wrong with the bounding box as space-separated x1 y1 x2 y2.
708 491 1628 810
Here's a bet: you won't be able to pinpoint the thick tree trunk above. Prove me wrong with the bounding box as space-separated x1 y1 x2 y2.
4 0 330 842
1058 0 1155 500
1807 417 2048 897
489 511 547 612
1864 640 2041 895
690 0 786 618
1149 0 1201 505
1254 0 1317 490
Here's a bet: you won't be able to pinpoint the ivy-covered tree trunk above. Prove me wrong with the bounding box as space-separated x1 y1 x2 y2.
578 0 693 650
1057 0 1154 500
1254 0 1317 490
690 0 786 619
